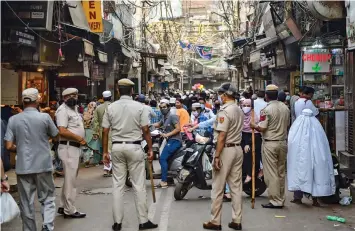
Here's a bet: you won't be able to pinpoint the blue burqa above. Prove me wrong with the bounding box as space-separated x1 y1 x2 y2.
287 109 336 197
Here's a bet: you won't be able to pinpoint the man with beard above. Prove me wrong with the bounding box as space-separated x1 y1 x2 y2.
56 88 87 218
153 99 181 188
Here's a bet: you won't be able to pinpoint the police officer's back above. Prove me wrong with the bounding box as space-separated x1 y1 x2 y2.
101 78 158 231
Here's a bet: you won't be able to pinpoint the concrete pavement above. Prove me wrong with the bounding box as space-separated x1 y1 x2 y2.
2 165 355 231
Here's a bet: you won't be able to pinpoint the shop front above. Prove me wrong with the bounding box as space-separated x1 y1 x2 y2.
298 37 347 154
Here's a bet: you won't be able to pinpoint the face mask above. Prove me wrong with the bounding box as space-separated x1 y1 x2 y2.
286 95 291 101
161 108 170 115
66 98 78 107
242 107 251 114
200 104 205 110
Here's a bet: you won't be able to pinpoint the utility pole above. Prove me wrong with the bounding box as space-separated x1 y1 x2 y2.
142 0 147 94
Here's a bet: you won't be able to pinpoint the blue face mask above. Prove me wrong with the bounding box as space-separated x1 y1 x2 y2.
286 95 291 101
200 104 205 110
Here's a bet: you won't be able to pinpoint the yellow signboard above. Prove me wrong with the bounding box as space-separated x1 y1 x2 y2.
82 0 103 33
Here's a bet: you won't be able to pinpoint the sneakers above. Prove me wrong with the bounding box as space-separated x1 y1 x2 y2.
139 220 158 230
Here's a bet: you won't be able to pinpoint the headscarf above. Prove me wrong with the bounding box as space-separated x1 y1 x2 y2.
241 99 259 133
83 101 97 128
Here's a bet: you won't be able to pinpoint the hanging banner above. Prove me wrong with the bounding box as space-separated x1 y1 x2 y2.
82 0 103 33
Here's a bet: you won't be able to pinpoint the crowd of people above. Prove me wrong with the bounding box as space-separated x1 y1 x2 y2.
0 80 337 231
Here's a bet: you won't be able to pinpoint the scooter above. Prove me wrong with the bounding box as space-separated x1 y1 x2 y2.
174 138 267 200
174 135 214 200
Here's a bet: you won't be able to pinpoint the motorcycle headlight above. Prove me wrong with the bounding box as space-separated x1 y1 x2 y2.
186 151 199 164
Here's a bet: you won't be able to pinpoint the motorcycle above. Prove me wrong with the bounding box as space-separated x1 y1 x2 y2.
174 135 267 200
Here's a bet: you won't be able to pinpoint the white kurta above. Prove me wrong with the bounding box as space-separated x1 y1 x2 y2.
287 109 335 197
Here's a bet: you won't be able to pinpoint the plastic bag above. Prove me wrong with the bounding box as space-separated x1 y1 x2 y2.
0 192 20 224
339 196 352 206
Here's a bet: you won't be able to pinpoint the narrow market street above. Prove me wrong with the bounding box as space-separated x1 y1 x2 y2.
2 164 354 231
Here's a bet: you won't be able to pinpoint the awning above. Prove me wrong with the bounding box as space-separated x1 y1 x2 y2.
66 0 90 31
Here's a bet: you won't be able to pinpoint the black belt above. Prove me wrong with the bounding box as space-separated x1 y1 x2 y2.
225 143 240 147
59 141 81 148
112 141 142 145
264 139 286 142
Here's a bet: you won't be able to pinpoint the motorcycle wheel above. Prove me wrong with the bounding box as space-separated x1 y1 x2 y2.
243 177 267 197
174 182 189 200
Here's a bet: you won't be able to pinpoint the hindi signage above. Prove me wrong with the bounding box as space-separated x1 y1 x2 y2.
82 1 103 33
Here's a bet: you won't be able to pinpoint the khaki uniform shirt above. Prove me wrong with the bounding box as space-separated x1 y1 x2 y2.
102 95 150 142
56 104 85 141
258 101 290 140
213 101 244 144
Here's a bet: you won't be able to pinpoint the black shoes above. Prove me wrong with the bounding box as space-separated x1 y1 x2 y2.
64 212 86 219
261 203 284 209
112 223 122 231
228 222 242 230
139 220 158 230
57 207 64 215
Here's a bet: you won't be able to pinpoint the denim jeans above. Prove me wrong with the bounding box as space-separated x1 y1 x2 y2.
159 139 182 182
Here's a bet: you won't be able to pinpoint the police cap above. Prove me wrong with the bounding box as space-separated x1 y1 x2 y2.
117 78 135 86
217 82 237 97
265 84 278 91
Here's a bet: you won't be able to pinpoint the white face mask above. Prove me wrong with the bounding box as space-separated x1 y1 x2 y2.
242 107 251 114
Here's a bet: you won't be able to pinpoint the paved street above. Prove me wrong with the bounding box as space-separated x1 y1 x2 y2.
2 164 355 231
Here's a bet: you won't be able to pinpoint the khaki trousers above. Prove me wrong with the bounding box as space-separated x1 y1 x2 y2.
262 141 287 206
111 143 148 224
58 144 81 215
17 172 56 231
211 146 243 225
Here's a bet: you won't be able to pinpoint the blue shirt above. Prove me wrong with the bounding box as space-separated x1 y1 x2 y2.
4 108 59 174
191 109 216 137
151 107 163 124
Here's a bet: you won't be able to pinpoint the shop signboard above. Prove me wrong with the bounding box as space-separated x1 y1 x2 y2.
91 64 105 81
2 1 54 31
82 1 103 33
10 30 36 48
303 49 331 73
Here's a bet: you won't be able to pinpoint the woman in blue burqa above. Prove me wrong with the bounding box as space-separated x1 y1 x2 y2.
287 109 335 206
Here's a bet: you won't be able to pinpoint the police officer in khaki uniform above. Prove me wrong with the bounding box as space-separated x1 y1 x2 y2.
56 88 87 218
251 84 290 209
204 83 244 231
102 79 158 231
